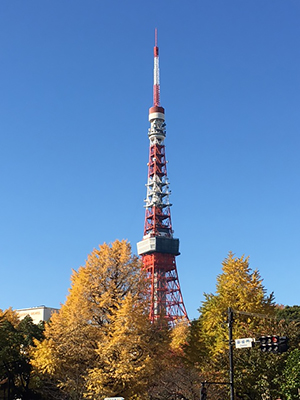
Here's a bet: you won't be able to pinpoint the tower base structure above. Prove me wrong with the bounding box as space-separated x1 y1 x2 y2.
137 237 188 325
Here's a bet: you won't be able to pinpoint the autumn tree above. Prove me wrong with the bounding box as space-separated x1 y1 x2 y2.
86 293 167 399
185 253 277 399
198 252 275 357
145 320 202 400
32 240 165 400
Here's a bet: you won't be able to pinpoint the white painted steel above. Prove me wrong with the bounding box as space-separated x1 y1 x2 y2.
144 116 171 216
149 112 165 121
154 56 160 85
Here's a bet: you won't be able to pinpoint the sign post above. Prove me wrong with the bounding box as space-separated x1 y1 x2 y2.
228 307 234 400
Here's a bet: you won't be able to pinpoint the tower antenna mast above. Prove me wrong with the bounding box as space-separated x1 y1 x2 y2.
153 28 160 107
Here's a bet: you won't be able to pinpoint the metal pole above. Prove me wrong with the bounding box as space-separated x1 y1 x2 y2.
200 382 207 400
228 307 234 400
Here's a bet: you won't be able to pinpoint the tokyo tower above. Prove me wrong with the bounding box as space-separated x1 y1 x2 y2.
137 30 188 325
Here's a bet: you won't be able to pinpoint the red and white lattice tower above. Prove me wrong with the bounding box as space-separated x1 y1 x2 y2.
137 30 188 325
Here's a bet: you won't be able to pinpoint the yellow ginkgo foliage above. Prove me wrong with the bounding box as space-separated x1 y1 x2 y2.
169 319 189 355
32 240 163 400
86 292 159 399
0 307 20 326
198 252 275 357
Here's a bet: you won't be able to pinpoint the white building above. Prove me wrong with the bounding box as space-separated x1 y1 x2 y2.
16 306 59 324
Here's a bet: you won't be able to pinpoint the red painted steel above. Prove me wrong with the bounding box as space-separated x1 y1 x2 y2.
139 31 188 325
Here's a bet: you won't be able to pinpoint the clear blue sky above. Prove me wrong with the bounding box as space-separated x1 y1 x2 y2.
1 1 299 320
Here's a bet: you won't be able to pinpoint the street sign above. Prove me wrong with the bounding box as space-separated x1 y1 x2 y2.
104 398 124 400
235 338 255 349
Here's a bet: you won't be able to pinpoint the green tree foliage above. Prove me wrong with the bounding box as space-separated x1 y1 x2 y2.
0 310 44 400
32 240 166 400
213 306 300 400
233 340 288 399
280 349 300 400
276 305 300 324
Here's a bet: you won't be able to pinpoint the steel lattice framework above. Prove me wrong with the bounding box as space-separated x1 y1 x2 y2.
137 30 188 325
